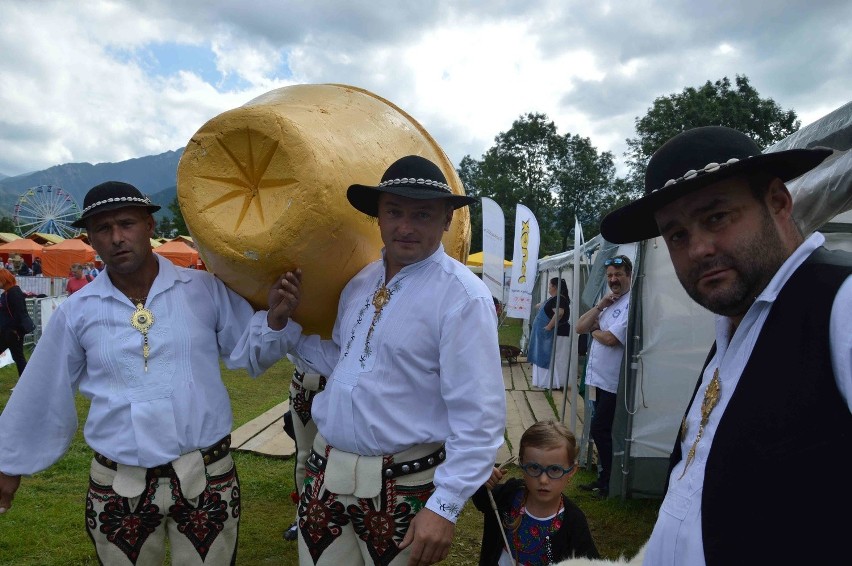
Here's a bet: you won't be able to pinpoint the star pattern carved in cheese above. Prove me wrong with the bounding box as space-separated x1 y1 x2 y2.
196 130 298 231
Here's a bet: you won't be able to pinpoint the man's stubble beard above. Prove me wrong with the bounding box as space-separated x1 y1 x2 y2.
678 207 788 318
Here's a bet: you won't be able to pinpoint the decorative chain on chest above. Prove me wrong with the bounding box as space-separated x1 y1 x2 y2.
128 297 153 372
679 368 721 478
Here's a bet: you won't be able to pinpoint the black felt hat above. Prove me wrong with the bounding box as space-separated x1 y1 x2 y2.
599 126 832 244
346 155 476 217
72 181 162 228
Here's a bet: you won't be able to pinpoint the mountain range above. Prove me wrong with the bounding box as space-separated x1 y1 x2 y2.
0 149 184 224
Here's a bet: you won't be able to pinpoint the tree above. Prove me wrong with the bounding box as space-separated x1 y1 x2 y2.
459 113 629 256
552 135 624 247
624 75 800 193
457 155 485 257
0 216 17 234
155 216 176 239
168 196 189 237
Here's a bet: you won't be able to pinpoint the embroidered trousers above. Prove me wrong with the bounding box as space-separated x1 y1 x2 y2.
296 439 438 566
85 454 240 565
289 370 326 493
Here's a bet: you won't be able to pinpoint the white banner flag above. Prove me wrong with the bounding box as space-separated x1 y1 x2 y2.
506 204 540 319
480 197 505 301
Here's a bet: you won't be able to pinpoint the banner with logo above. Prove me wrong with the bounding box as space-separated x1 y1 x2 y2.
506 204 540 319
480 197 506 301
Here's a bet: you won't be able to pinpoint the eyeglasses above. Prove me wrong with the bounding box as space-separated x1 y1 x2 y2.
604 257 626 266
519 462 575 479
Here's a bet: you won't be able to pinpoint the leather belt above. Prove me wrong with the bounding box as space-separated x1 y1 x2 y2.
309 444 446 480
94 435 231 477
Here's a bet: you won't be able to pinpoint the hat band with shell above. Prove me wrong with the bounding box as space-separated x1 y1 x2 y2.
378 176 452 193
599 125 832 244
79 196 155 216
659 158 743 191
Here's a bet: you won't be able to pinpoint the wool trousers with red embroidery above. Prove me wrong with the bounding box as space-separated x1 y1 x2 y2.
296 445 438 566
85 454 240 565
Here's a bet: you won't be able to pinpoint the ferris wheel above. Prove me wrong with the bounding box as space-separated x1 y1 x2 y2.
13 184 83 238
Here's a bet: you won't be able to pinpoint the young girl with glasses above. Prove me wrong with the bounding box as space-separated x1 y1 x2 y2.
472 420 600 565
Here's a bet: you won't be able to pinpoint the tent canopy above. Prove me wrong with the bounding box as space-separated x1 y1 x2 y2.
153 239 199 268
42 238 96 277
466 250 512 267
0 238 43 262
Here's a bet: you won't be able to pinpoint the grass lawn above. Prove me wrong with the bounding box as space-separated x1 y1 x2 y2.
0 320 657 564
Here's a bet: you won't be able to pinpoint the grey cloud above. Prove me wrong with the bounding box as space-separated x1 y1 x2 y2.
1 0 850 177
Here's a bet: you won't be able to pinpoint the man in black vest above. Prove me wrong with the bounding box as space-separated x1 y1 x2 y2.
599 126 851 565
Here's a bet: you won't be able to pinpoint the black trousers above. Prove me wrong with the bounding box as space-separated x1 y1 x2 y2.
590 388 617 489
0 328 27 377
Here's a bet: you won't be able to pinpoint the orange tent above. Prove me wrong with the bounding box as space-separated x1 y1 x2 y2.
0 238 43 265
42 238 96 277
153 239 200 268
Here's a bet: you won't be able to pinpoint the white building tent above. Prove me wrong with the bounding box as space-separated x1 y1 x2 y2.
535 100 852 499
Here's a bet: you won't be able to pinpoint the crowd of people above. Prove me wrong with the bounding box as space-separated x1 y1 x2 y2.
0 123 849 566
2 254 98 285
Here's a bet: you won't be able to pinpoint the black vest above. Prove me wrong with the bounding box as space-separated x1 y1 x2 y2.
669 247 852 565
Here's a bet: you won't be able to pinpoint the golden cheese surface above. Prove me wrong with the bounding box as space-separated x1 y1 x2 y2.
177 83 471 337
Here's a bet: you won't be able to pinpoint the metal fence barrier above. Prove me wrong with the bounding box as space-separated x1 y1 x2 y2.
12 276 70 350
17 275 68 298
24 296 68 349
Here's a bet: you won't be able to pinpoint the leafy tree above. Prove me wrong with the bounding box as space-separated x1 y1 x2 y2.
168 196 189 237
624 75 800 194
552 134 624 247
459 113 629 256
155 216 176 239
460 113 562 257
0 216 17 234
458 155 484 254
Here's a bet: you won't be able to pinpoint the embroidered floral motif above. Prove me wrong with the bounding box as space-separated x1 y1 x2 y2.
299 446 351 562
503 491 564 565
87 474 164 564
298 446 434 565
291 373 328 426
169 491 230 560
344 298 370 358
168 463 238 560
358 276 406 368
87 460 240 563
347 476 433 565
343 274 408 367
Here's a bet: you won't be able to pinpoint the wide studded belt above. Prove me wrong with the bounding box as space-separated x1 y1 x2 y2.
309 444 446 479
93 434 231 477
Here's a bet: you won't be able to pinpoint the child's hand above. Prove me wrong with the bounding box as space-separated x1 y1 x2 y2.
485 467 504 490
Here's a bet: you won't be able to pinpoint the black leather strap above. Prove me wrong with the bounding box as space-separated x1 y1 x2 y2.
308 444 446 480
383 445 446 478
94 434 231 476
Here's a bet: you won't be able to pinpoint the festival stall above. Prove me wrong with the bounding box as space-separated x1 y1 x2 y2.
41 238 96 277
0 238 43 266
152 239 201 268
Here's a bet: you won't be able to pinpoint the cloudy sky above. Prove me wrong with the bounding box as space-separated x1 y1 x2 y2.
1 0 849 179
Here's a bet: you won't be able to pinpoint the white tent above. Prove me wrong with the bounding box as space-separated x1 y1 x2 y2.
536 100 852 499
533 235 640 471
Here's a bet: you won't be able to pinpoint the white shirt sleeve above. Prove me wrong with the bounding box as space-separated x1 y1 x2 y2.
425 296 506 522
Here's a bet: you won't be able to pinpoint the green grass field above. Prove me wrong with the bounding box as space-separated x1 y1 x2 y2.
0 321 656 564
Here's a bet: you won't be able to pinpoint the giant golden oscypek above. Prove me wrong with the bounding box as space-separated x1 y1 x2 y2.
177 83 473 336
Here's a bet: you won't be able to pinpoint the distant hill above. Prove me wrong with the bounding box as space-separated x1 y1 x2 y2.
0 149 184 222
